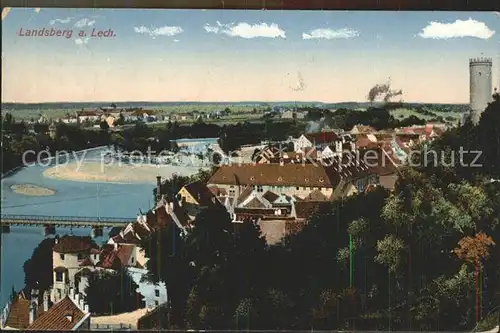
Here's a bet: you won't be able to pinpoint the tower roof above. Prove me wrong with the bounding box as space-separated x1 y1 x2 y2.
469 57 493 64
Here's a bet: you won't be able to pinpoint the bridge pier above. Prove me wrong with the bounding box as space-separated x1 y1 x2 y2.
1 225 10 233
43 224 56 236
91 227 103 238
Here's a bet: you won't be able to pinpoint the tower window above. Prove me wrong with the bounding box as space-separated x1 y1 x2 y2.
479 72 482 76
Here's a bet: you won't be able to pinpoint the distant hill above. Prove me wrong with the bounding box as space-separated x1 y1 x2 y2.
1 101 468 111
1 101 319 110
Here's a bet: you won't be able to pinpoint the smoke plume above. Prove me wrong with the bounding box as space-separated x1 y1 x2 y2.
367 79 403 103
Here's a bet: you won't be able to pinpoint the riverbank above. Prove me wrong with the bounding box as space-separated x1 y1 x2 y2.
42 161 202 184
10 184 56 196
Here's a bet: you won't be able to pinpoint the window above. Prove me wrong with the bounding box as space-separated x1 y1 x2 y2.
131 257 135 263
77 254 83 260
256 186 263 192
296 187 299 190
303 187 306 190
56 272 63 282
59 254 65 260
155 289 160 297
318 187 322 191
155 301 159 306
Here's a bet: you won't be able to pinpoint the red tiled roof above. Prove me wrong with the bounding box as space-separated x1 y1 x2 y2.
4 292 45 330
294 201 329 218
97 246 122 269
115 244 135 266
208 164 345 188
53 236 96 254
27 296 86 331
305 131 340 145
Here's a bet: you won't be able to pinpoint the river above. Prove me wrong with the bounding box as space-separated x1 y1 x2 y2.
0 146 202 308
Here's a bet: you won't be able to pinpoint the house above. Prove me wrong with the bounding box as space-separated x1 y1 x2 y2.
50 236 99 304
294 134 314 151
295 111 307 119
177 181 218 207
350 124 376 135
281 110 295 119
292 131 343 152
76 110 102 123
102 115 116 128
26 289 90 331
127 267 168 309
207 161 378 202
174 113 191 121
133 110 157 122
61 116 78 124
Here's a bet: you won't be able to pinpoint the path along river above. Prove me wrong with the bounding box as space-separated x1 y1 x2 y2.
0 146 204 308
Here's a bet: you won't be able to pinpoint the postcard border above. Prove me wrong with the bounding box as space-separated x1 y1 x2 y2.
1 0 498 10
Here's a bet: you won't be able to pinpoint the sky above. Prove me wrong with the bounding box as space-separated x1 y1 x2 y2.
1 8 499 103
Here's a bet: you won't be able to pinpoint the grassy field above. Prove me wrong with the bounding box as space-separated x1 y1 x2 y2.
389 108 462 124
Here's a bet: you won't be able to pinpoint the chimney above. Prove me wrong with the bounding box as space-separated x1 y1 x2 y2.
31 289 39 307
155 176 162 203
54 235 59 244
43 291 49 312
69 287 75 299
114 242 118 251
84 304 89 313
29 303 37 324
75 294 80 304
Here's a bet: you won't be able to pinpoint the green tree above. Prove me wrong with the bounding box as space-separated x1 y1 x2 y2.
23 238 55 300
85 268 143 315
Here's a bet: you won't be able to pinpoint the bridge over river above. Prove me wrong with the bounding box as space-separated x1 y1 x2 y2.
0 214 134 237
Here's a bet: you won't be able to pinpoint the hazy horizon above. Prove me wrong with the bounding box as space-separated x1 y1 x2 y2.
2 9 499 104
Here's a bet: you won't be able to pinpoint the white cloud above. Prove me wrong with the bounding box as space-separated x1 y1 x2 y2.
418 18 495 39
173 39 180 42
49 17 72 25
74 37 90 45
34 8 40 13
74 18 96 28
302 28 359 40
204 21 286 39
134 25 183 38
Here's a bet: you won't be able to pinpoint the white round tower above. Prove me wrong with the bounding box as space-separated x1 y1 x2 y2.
469 57 493 125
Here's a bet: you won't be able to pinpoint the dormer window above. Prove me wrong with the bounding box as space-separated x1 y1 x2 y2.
304 178 309 182
250 176 255 181
277 176 283 182
319 177 324 183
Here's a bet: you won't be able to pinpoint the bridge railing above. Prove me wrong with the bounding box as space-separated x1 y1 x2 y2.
0 214 135 223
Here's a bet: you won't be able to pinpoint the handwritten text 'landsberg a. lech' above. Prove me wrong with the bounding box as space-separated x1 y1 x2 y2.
18 27 115 39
